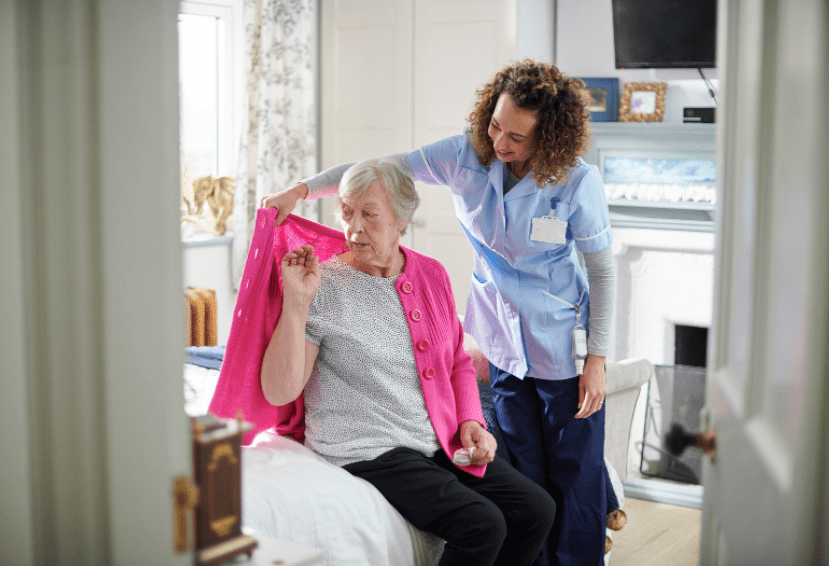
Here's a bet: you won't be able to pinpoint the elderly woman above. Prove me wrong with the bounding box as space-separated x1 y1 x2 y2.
260 158 554 566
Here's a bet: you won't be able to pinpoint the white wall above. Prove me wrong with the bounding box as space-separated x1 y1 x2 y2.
556 0 719 123
517 0 554 61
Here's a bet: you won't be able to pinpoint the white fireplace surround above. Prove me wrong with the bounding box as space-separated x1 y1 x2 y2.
584 124 717 499
584 123 718 366
610 228 715 365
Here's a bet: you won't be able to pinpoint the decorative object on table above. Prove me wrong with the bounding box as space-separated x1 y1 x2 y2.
580 77 619 122
191 412 257 566
182 175 235 235
619 82 667 122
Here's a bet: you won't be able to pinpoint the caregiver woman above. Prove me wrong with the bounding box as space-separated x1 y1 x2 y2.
262 59 615 566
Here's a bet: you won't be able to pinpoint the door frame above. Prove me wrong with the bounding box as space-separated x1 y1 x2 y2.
700 0 829 563
1 1 191 563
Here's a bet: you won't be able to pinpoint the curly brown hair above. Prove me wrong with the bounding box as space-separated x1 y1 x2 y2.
468 59 591 187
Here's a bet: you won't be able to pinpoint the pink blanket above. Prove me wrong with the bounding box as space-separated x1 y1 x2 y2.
208 209 348 444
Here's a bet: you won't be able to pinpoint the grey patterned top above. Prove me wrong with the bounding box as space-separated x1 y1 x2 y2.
303 256 441 467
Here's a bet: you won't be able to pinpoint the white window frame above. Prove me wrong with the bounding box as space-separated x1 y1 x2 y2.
178 0 244 178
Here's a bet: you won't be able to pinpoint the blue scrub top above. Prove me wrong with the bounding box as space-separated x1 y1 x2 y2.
407 133 612 380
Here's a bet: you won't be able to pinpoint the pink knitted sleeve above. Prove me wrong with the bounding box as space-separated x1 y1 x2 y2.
207 209 347 444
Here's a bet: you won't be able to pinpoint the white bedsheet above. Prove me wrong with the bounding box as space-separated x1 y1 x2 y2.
244 431 443 566
183 363 221 417
184 363 444 566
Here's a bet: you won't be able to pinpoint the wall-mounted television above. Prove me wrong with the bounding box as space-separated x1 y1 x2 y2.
612 0 717 69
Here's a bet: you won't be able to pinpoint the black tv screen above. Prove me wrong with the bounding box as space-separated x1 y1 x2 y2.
612 0 717 69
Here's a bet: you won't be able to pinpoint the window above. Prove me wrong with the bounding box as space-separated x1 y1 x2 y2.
178 0 243 221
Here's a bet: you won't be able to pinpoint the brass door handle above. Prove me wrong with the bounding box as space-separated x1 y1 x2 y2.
665 423 717 463
173 475 200 553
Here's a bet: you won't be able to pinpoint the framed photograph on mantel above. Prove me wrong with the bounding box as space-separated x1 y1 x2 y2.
580 77 619 122
619 82 667 122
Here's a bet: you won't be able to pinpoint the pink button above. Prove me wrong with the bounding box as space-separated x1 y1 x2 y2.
401 281 414 294
410 309 422 322
417 339 431 352
423 367 436 379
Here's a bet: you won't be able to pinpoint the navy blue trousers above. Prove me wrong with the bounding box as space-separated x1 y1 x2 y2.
489 364 606 566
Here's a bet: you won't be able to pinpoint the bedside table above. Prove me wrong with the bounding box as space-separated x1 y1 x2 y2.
223 536 324 566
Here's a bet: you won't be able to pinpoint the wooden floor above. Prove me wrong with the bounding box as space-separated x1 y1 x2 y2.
609 497 702 566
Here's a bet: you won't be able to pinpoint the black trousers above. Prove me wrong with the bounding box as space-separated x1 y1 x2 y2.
343 447 556 566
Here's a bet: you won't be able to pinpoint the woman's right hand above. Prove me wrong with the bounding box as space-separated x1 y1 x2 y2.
280 245 321 306
260 182 308 226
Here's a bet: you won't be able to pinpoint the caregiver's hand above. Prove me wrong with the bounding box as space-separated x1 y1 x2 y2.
575 354 607 419
460 420 497 466
260 182 308 226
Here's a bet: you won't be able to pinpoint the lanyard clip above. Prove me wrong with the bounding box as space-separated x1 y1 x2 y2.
545 197 560 220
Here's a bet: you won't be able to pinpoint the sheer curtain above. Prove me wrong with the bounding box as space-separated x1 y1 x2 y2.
232 0 319 289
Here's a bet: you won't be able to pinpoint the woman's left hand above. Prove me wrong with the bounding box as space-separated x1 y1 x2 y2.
459 420 497 466
575 354 607 419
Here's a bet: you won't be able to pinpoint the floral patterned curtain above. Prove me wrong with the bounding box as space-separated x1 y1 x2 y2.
232 0 319 289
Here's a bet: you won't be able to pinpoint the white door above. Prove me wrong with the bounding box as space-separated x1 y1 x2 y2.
411 0 517 314
319 0 415 245
99 2 193 563
700 0 829 563
320 0 518 305
0 1 191 563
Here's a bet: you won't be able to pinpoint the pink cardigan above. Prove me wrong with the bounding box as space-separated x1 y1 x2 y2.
208 209 487 476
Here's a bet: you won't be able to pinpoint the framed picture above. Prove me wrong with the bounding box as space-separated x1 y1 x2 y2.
580 78 619 122
619 82 668 122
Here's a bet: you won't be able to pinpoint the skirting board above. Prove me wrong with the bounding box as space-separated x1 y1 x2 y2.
623 477 703 509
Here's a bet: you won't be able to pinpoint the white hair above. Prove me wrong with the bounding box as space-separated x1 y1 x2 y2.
335 158 420 235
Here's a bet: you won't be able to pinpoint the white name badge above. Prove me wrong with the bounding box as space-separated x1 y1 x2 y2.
531 216 568 244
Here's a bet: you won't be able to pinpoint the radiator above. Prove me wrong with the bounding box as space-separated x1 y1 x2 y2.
185 287 218 347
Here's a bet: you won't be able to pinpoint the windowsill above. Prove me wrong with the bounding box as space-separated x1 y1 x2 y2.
182 231 234 248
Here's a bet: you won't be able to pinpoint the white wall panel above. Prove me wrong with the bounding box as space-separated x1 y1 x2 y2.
320 0 414 231
413 0 517 313
321 0 518 308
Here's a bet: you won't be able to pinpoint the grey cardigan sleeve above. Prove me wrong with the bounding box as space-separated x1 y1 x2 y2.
583 245 616 357
302 153 413 198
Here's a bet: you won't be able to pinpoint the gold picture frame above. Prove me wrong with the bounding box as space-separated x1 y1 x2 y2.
619 82 667 122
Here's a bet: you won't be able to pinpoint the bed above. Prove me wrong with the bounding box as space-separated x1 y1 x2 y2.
183 212 651 564
184 343 649 566
184 348 445 566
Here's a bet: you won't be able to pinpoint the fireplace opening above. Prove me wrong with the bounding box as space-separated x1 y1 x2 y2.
674 324 708 367
640 324 710 484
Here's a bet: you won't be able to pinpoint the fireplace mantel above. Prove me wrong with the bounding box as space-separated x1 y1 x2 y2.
588 122 716 147
584 123 717 232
